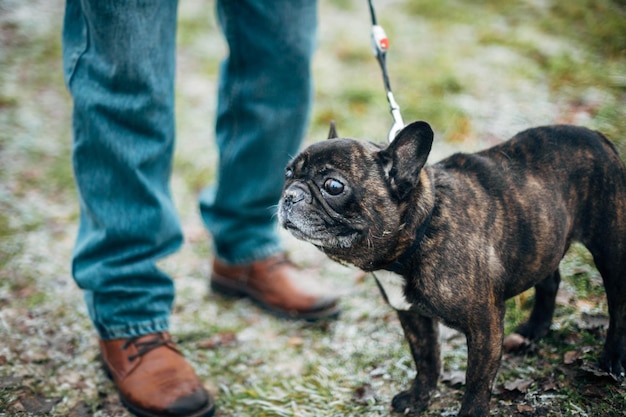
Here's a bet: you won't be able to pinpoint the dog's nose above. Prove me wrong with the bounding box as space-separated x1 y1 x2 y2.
284 185 306 206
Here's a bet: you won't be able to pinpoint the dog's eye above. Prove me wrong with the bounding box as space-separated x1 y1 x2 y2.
323 178 344 195
285 168 293 179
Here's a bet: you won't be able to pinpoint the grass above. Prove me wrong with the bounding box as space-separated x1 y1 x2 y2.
1 0 625 416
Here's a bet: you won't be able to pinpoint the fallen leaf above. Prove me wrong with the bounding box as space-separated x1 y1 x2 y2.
202 381 219 399
503 333 530 353
17 389 61 414
197 332 237 349
441 370 466 387
541 379 558 391
249 358 264 366
0 376 22 389
16 286 37 299
517 404 535 413
287 336 304 347
581 384 606 398
556 288 574 305
351 383 377 405
504 378 533 393
578 312 609 330
563 332 581 345
20 351 49 363
563 350 580 365
68 401 92 417
60 371 88 389
575 299 596 311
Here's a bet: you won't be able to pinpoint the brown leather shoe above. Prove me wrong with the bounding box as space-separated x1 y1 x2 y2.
100 332 215 417
210 253 341 321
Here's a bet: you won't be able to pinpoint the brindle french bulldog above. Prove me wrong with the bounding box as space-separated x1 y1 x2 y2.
278 121 626 416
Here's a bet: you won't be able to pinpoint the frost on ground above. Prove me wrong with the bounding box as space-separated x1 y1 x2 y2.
1 0 625 416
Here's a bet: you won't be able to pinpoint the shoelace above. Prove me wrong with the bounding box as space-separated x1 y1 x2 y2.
122 332 177 362
266 253 292 271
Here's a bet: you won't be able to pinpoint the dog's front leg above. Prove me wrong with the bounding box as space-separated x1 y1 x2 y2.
391 310 440 415
458 309 505 417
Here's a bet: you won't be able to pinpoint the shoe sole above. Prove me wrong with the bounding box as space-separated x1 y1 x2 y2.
121 397 215 417
210 275 341 322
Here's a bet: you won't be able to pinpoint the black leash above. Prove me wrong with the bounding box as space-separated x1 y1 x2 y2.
368 0 405 142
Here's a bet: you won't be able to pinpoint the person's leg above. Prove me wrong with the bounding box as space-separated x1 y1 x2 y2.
64 0 180 339
200 0 317 264
201 0 339 321
63 1 213 415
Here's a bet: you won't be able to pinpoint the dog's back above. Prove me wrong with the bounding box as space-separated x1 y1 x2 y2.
428 125 626 298
481 125 626 251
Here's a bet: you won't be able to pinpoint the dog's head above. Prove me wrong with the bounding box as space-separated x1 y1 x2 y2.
278 121 434 270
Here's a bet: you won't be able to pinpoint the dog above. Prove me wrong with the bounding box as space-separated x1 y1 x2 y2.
278 120 626 416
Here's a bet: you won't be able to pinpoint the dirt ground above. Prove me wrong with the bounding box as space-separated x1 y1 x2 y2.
1 0 625 416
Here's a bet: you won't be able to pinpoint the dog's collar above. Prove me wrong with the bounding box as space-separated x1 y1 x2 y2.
382 210 433 275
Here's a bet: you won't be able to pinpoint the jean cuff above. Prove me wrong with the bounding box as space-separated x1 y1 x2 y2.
215 242 284 266
96 318 170 340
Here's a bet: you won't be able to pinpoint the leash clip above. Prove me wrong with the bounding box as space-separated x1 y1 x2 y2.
387 91 404 142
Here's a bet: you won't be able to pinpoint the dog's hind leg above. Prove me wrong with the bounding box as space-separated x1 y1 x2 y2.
580 134 626 379
391 311 440 415
588 243 626 380
514 269 561 341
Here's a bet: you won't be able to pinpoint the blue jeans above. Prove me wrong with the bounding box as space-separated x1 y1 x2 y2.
62 0 316 339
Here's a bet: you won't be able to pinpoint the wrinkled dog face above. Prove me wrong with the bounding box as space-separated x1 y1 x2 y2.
278 122 434 270
279 139 385 248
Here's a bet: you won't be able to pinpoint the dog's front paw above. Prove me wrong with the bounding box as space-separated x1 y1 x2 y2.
514 319 552 342
391 390 428 415
600 349 626 381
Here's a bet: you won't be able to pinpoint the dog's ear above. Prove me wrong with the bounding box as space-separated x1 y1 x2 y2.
327 120 339 140
378 121 433 200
